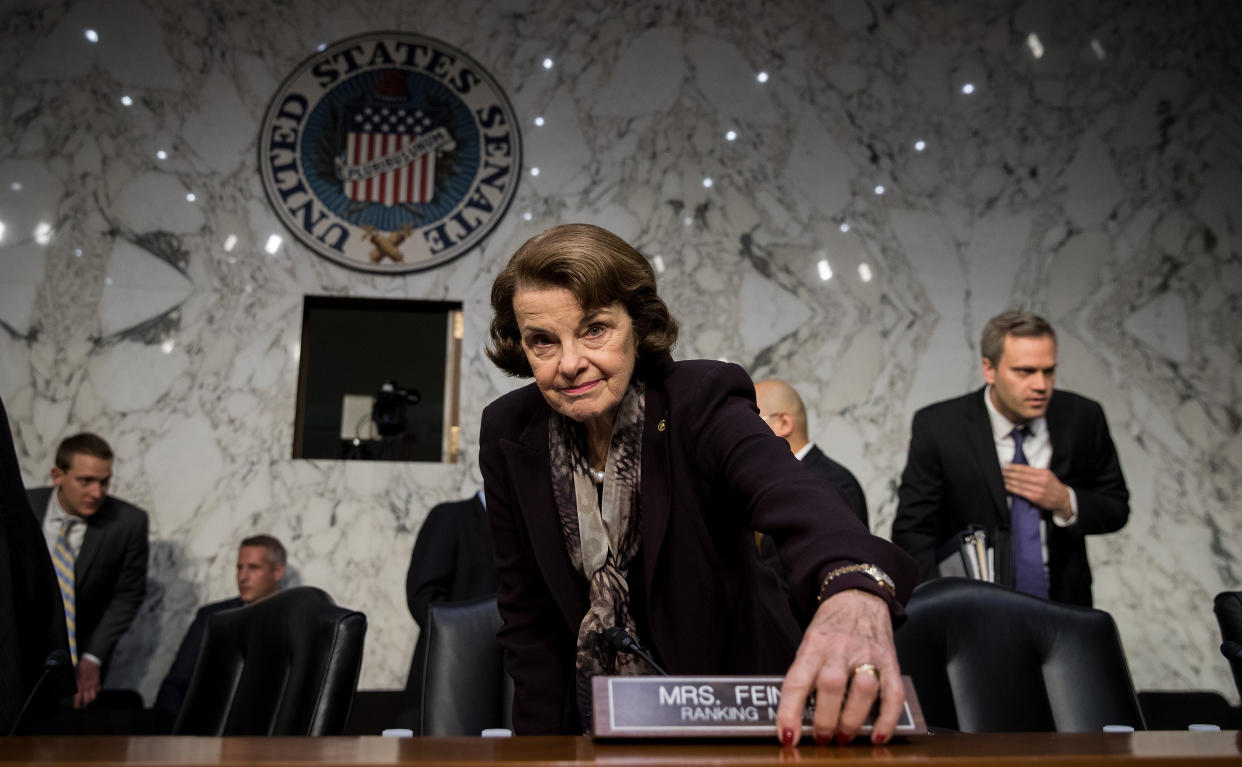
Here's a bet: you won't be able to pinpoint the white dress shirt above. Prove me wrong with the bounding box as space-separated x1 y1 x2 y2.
983 386 1079 569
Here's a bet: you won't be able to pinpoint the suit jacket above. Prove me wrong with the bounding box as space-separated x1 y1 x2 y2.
27 487 149 669
403 493 497 728
803 445 868 528
891 387 1129 607
154 597 245 715
0 399 72 732
480 358 916 734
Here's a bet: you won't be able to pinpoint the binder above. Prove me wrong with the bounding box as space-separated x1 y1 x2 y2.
936 526 993 582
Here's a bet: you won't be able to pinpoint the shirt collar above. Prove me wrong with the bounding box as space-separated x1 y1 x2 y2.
793 441 814 461
48 489 89 525
983 385 1046 442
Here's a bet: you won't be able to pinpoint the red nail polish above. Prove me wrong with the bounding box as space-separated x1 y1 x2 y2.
813 734 829 746
781 728 794 745
837 733 851 745
873 734 888 745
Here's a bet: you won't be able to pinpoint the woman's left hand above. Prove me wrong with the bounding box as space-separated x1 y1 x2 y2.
775 589 903 746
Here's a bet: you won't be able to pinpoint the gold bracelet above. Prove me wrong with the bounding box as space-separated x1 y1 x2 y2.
817 563 896 601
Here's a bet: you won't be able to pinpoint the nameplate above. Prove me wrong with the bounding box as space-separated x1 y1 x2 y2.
591 675 925 738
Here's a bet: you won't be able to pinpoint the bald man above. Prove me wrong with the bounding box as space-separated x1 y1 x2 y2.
754 380 868 527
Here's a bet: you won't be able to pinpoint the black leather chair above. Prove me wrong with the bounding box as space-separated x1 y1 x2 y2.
1214 591 1242 697
895 578 1144 732
420 596 513 735
173 586 366 735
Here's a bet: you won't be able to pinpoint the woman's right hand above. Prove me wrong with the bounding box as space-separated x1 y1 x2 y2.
774 589 904 746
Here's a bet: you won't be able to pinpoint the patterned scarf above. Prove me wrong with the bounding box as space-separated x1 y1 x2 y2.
547 379 655 730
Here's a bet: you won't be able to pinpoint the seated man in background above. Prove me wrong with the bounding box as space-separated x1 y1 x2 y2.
754 379 869 527
28 433 149 711
403 490 496 730
753 380 870 624
154 535 286 717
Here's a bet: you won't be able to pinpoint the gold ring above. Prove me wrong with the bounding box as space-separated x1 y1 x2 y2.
852 663 879 679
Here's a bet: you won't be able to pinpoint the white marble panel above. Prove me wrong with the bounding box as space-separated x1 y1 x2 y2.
113 172 205 234
592 27 684 116
98 240 194 337
0 242 44 336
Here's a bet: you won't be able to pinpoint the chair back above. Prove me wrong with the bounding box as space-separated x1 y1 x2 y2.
1214 591 1242 697
895 577 1144 732
420 596 512 735
173 586 366 735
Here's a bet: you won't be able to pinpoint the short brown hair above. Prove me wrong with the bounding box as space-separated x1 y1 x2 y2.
240 534 287 567
487 223 679 377
55 433 114 471
981 310 1056 365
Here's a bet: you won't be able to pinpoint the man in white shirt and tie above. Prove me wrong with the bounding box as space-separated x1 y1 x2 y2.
891 311 1130 606
29 433 149 708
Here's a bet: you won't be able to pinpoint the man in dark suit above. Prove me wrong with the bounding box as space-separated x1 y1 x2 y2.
28 433 149 709
402 490 496 731
154 534 286 717
755 379 868 527
891 311 1129 607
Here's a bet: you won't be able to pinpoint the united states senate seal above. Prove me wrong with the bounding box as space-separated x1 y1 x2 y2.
260 31 521 273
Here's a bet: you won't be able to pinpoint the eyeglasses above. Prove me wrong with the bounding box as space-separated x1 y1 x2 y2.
759 412 782 421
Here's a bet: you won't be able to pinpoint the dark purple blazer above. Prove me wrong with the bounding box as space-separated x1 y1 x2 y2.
480 358 916 734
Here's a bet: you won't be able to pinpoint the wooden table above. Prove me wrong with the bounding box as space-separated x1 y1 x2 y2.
2 732 1239 766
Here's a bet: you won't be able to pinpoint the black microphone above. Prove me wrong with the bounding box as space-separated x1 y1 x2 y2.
1222 640 1242 662
603 626 668 676
9 649 73 735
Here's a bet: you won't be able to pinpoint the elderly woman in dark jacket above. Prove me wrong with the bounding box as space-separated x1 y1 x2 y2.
480 223 915 744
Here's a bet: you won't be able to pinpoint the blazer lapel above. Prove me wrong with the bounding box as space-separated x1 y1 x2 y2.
500 408 585 627
76 502 108 583
1044 392 1073 479
964 388 1008 524
28 487 51 524
638 382 672 597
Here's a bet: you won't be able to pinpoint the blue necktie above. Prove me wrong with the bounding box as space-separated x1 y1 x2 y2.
1010 427 1050 599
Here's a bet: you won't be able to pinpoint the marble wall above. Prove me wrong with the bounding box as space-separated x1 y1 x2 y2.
1 0 1239 707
